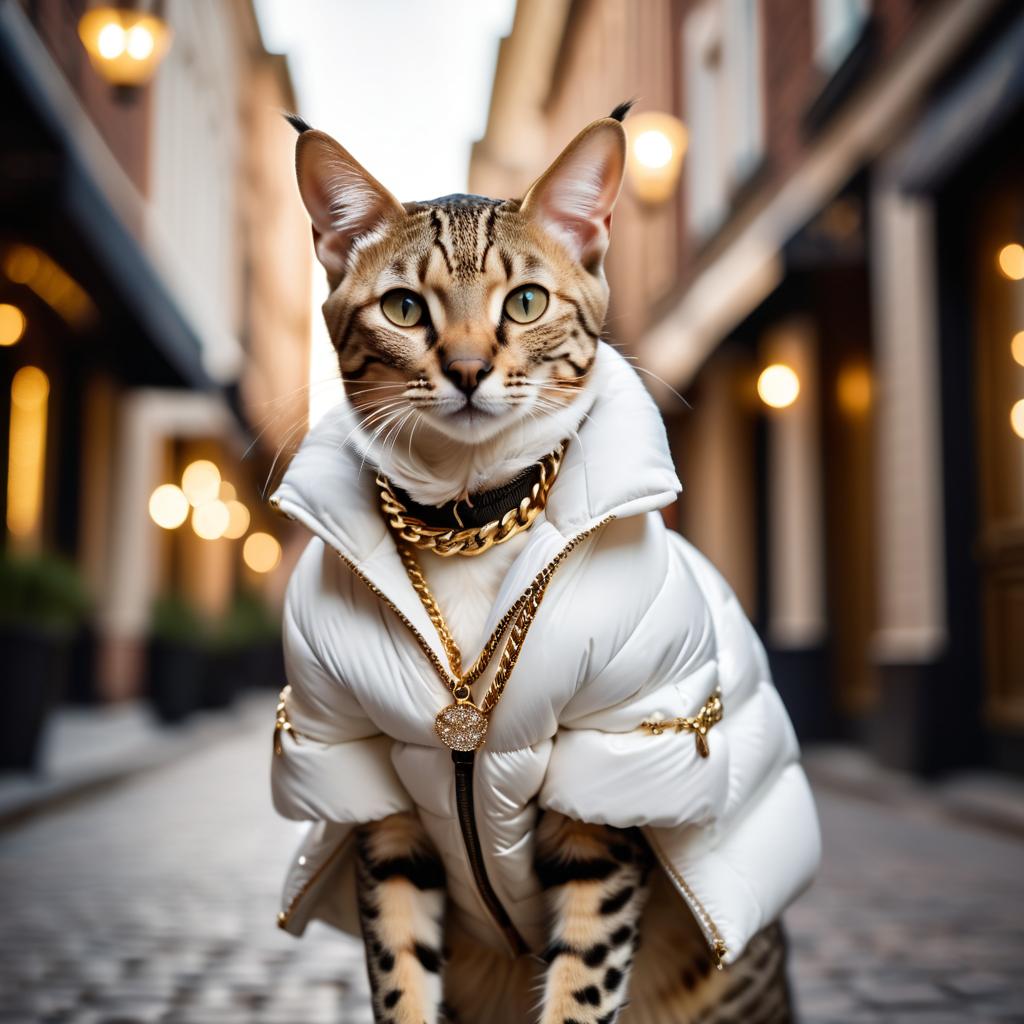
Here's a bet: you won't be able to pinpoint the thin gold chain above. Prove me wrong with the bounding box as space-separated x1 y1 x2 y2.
394 520 609 713
377 444 566 557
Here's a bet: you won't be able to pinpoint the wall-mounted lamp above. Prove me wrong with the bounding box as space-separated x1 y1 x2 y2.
625 111 688 206
78 5 172 90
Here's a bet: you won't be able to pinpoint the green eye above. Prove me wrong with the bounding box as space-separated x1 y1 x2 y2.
381 290 425 328
504 285 549 324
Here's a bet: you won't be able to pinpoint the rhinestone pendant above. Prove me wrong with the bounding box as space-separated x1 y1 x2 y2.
435 701 488 751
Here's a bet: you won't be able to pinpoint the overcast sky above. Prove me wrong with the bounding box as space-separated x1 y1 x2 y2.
254 0 515 201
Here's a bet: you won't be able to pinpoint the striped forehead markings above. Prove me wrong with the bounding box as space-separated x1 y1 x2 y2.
479 205 499 274
423 199 506 283
428 209 454 275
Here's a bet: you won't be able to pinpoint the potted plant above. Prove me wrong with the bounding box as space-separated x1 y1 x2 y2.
0 551 90 770
147 594 207 724
208 591 283 701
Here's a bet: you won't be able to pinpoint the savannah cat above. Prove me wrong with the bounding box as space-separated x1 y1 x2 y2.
275 102 800 1024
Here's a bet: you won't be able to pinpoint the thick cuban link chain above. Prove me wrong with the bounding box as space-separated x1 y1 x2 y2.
377 444 566 557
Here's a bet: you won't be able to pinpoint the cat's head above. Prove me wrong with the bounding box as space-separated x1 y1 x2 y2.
291 106 629 453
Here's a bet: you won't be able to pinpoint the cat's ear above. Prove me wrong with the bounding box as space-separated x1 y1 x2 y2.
520 117 626 270
294 128 405 280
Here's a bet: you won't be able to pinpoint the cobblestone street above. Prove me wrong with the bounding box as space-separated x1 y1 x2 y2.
1 707 1022 1024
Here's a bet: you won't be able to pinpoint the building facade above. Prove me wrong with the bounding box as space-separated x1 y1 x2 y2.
471 0 1024 774
1 0 312 700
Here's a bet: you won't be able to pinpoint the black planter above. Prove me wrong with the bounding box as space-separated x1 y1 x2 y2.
0 626 71 771
147 640 205 724
202 650 238 710
239 640 285 690
65 625 100 706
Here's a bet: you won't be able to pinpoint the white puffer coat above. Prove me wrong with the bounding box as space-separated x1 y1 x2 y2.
270 343 821 966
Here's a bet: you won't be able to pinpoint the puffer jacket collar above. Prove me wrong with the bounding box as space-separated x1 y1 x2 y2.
271 343 681 659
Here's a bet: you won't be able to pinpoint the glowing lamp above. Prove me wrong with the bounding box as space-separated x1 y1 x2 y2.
625 111 688 205
757 364 800 409
149 484 189 530
243 532 282 574
78 7 171 89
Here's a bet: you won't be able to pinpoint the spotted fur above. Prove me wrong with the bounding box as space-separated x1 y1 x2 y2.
355 814 447 1024
355 810 792 1024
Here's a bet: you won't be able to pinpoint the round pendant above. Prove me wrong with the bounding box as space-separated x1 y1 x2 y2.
435 701 488 751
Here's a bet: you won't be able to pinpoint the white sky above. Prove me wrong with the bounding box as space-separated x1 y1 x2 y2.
253 0 516 424
254 0 516 200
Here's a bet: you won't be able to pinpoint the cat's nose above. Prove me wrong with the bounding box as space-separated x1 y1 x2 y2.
443 357 492 396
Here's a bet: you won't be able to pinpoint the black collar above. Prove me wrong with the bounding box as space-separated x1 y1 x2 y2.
390 464 543 530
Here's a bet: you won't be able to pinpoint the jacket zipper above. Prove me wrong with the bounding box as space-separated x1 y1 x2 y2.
272 494 613 957
644 828 728 970
452 749 529 955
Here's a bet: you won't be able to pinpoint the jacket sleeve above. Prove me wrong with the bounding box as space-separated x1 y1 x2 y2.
539 520 800 832
271 538 413 824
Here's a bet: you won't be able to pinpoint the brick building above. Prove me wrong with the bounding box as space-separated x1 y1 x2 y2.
471 0 1024 774
0 0 312 700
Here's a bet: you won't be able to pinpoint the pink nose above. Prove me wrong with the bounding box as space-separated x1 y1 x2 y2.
443 357 492 396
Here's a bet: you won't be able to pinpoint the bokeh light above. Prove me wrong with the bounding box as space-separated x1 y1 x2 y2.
6 366 49 540
148 484 189 530
181 460 221 507
243 532 282 573
997 243 1024 280
1011 399 1024 440
757 364 801 409
191 500 230 540
0 303 26 346
837 363 872 415
1011 331 1024 368
222 500 251 540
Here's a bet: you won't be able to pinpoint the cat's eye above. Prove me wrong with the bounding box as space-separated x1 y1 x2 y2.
504 285 549 325
381 290 425 328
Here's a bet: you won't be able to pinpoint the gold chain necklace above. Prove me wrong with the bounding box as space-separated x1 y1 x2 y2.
377 444 566 557
393 525 601 751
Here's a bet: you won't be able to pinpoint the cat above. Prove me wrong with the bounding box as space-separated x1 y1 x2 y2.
273 103 802 1024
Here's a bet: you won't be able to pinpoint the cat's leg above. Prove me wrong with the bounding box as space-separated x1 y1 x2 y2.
355 811 447 1024
535 812 652 1024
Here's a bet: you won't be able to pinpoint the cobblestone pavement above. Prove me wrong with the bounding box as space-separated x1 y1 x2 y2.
1 710 1022 1023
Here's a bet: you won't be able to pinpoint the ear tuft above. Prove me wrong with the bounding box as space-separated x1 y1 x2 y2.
609 99 636 123
520 119 627 270
284 112 312 134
